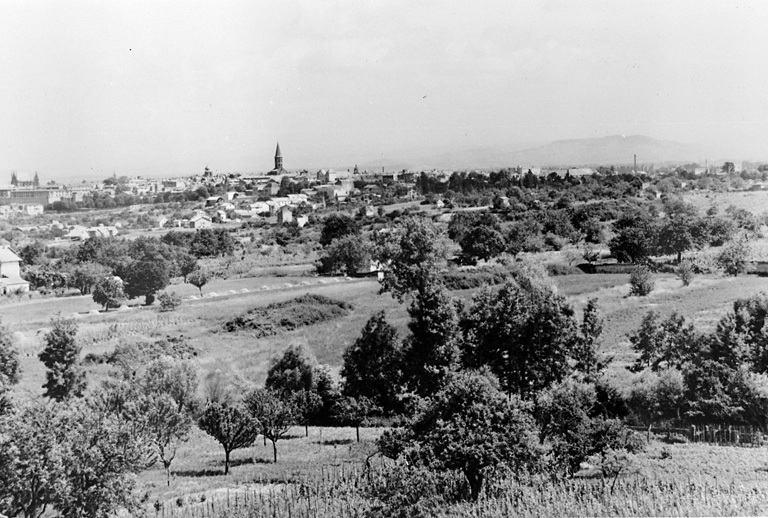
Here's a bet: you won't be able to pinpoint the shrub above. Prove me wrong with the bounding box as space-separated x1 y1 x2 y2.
88 336 198 367
676 260 695 286
545 263 583 276
718 239 751 276
158 291 182 312
224 294 353 337
629 266 654 296
441 266 509 290
543 233 566 251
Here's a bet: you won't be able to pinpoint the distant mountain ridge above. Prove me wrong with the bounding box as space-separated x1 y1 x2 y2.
367 135 707 171
500 135 705 168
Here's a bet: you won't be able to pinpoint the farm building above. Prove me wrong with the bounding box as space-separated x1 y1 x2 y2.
0 247 29 294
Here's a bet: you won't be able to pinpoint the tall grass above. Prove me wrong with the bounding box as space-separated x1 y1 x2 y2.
158 460 768 518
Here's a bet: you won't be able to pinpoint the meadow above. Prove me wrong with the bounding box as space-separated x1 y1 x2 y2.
7 217 768 514
145 438 768 517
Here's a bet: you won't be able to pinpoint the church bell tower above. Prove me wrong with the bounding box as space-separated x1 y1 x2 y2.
274 142 283 170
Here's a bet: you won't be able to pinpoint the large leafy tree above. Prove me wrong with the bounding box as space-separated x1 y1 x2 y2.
319 213 359 246
198 403 259 475
0 318 20 414
372 216 449 303
91 276 126 311
316 234 371 275
626 369 686 435
656 214 708 263
341 311 403 414
536 379 639 475
378 371 541 502
609 215 659 263
462 275 581 398
401 283 462 398
0 400 149 518
39 316 86 401
123 258 170 305
190 229 235 257
628 311 698 372
69 262 112 295
459 225 506 263
0 401 69 518
57 403 149 518
265 344 316 397
711 293 768 372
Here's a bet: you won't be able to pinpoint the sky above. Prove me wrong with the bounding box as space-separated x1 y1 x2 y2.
1 0 767 179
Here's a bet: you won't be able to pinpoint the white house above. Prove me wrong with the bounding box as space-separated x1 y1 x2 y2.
190 213 213 229
277 206 293 224
0 247 29 293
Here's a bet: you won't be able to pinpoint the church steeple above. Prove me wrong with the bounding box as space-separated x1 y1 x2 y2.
274 142 283 170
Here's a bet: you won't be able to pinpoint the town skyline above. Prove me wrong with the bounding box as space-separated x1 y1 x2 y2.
2 1 767 178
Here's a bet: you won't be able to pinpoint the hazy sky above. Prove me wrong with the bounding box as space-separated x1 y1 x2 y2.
1 0 766 178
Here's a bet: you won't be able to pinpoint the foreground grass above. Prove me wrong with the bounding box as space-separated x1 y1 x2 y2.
151 440 768 517
140 425 380 505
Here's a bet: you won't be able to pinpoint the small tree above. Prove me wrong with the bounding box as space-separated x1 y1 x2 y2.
132 393 192 486
291 390 323 437
197 403 259 475
39 315 86 401
158 291 182 312
676 259 695 286
629 265 654 296
187 268 210 296
140 356 199 414
331 396 378 442
245 389 297 463
718 239 751 276
92 277 126 311
178 252 198 283
574 298 606 379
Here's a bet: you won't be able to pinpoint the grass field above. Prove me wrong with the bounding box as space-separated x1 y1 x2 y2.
683 189 768 216
8 252 768 515
145 436 768 517
10 264 768 397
